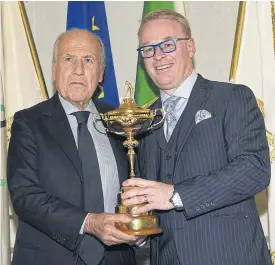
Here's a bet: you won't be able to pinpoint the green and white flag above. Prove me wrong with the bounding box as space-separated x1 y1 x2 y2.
0 81 10 265
134 1 186 107
0 3 11 264
0 2 47 261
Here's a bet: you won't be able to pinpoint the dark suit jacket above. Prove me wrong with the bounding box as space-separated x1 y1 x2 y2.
7 93 136 265
137 75 271 265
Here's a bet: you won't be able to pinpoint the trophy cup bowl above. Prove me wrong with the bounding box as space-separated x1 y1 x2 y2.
94 82 165 236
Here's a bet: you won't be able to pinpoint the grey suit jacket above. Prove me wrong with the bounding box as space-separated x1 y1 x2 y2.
137 75 271 265
8 93 136 265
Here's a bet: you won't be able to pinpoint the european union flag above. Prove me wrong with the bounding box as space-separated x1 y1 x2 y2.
67 1 119 106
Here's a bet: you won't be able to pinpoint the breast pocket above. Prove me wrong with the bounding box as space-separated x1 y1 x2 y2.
178 117 227 177
193 116 217 131
190 116 224 148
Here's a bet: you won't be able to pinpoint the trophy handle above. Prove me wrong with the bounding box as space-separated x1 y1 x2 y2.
147 109 166 130
93 113 126 136
92 113 108 135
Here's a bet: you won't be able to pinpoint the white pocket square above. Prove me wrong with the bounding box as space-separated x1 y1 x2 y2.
195 110 212 124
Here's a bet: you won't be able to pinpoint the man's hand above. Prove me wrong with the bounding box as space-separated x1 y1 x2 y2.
84 213 137 246
121 178 174 215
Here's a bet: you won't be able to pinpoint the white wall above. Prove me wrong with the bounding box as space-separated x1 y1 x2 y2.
185 1 239 82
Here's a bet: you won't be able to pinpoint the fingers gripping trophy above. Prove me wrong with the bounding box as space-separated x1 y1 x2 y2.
94 82 165 236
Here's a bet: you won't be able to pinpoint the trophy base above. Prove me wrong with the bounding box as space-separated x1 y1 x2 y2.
115 186 163 236
115 213 163 236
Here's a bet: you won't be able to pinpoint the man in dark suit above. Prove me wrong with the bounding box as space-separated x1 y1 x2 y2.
122 9 272 265
7 29 137 265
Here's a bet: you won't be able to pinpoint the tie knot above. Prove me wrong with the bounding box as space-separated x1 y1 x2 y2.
72 111 90 124
163 96 181 113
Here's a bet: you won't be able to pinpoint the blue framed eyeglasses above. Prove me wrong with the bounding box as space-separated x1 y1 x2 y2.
137 38 190 59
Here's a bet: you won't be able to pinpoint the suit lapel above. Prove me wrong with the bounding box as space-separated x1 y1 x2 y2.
39 92 128 183
174 75 212 169
41 93 82 177
149 98 167 149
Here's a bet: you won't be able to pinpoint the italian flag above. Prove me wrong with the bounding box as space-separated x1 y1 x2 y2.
134 1 186 107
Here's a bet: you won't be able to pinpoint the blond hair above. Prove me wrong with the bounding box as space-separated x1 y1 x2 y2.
138 9 191 38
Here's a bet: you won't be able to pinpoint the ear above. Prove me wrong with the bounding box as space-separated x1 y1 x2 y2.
187 38 196 58
99 69 104 83
52 63 57 81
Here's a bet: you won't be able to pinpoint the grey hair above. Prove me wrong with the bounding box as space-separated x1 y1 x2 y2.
138 8 192 38
52 28 106 71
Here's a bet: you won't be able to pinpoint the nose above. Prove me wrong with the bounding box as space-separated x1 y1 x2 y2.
74 59 84 75
153 46 165 61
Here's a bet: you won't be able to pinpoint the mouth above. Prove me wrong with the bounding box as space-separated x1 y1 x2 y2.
70 81 86 86
155 63 173 72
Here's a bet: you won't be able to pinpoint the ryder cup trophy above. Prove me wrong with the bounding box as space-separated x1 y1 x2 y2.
94 82 164 236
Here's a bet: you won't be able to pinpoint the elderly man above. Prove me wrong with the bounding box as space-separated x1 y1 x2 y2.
8 29 137 265
122 9 272 265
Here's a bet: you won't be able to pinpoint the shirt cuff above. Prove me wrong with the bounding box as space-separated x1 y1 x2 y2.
134 237 147 248
79 213 89 234
174 192 184 207
173 186 185 211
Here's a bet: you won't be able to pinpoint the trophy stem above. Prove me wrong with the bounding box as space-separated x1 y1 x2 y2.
124 131 138 178
128 147 135 178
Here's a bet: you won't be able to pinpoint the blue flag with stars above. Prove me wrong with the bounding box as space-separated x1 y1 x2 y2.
67 1 119 106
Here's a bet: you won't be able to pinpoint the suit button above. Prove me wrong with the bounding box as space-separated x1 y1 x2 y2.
196 207 200 211
167 173 173 178
165 155 172 160
205 203 210 207
210 202 215 206
200 205 205 209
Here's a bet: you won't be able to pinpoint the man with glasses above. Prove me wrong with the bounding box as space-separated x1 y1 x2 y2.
122 9 271 265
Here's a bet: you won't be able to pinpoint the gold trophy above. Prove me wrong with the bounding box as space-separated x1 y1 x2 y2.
94 82 165 236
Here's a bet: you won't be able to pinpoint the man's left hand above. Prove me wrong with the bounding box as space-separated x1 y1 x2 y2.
121 178 174 215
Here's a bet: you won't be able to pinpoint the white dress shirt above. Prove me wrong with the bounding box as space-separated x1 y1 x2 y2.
160 70 198 138
59 94 120 233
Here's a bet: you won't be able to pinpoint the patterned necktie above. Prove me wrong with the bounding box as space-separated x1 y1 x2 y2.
71 111 104 265
163 96 181 142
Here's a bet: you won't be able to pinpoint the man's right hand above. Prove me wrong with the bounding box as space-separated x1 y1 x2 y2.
84 213 137 246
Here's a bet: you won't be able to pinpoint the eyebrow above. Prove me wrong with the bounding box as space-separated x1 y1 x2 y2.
83 55 95 59
140 36 174 47
62 54 95 59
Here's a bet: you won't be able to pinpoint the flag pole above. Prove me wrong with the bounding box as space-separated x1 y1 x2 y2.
270 3 275 265
18 1 48 100
229 1 246 82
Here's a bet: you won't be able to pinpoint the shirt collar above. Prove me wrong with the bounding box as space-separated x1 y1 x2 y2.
160 70 198 103
58 93 95 115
